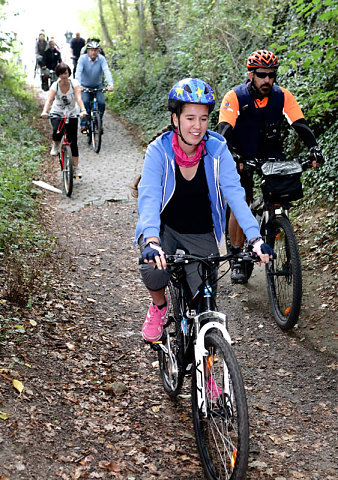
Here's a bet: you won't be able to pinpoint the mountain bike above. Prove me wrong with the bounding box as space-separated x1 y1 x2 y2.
140 250 260 479
49 114 75 197
82 87 107 154
240 156 311 330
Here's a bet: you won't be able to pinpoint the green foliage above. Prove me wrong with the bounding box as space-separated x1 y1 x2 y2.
0 63 54 305
302 124 337 204
270 0 338 131
104 0 275 140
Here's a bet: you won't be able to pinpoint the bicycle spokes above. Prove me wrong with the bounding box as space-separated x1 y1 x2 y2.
265 216 302 329
193 335 248 479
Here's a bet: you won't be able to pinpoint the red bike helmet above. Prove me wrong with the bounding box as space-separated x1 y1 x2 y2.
247 50 279 70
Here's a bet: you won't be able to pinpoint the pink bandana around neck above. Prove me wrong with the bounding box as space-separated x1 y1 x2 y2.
172 132 205 168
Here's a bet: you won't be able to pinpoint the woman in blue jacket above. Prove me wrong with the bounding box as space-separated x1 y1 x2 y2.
135 78 273 343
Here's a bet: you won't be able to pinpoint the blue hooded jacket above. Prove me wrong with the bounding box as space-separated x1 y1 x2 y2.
134 130 260 244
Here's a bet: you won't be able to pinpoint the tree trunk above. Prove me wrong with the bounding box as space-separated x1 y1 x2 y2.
135 0 145 79
148 0 167 54
98 0 113 48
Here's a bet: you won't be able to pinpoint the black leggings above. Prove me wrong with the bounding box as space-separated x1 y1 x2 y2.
50 117 79 157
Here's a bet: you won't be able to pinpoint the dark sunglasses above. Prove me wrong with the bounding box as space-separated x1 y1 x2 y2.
254 71 276 79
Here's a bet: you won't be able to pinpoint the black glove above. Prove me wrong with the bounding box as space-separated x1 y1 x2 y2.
251 238 275 257
309 146 324 165
141 241 165 262
260 242 275 256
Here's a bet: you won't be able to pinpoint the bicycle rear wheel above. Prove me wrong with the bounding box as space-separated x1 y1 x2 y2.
264 215 302 330
192 332 249 480
92 111 102 153
62 145 73 197
158 281 185 396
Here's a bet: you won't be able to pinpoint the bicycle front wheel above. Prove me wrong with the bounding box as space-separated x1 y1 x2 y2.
192 332 249 480
62 145 73 197
158 281 185 396
92 111 102 153
264 215 302 330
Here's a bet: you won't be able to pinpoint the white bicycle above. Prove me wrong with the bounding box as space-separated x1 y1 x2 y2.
140 250 260 479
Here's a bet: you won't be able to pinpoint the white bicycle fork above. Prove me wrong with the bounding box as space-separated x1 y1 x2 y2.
194 313 232 416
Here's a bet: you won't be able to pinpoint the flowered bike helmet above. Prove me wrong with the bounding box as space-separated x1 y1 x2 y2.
247 50 279 70
168 78 215 113
87 40 100 49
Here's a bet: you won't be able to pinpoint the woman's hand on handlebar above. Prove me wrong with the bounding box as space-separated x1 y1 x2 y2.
41 111 48 119
142 240 167 270
250 238 275 265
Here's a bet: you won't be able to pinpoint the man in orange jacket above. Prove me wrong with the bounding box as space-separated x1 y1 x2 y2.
218 49 324 283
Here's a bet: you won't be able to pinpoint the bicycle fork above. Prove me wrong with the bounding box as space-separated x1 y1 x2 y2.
194 311 231 416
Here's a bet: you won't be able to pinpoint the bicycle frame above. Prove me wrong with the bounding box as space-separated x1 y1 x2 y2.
47 113 75 197
159 252 254 415
82 87 107 127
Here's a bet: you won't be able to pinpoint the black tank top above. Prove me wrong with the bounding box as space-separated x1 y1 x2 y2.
161 160 213 234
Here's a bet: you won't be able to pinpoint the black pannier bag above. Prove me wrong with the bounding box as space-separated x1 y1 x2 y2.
260 160 303 202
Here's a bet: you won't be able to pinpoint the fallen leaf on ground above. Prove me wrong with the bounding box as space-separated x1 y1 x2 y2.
13 379 24 393
98 460 120 473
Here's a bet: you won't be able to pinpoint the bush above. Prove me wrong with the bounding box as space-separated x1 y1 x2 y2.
0 63 55 306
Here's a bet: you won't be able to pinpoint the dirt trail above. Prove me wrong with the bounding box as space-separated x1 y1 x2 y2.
0 106 336 480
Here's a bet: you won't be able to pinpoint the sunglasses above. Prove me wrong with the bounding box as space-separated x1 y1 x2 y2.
254 71 276 79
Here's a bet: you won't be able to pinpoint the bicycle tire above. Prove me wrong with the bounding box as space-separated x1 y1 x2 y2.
264 215 302 330
192 331 249 480
92 111 102 153
62 145 73 197
158 281 185 396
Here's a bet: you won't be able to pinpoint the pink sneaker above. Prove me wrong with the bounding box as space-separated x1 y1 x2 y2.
142 295 169 342
207 376 223 402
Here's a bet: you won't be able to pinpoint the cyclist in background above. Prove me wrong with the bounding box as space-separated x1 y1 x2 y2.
70 32 85 78
217 49 324 284
35 31 48 77
38 40 62 91
41 62 87 178
134 78 274 343
64 30 73 44
75 40 113 134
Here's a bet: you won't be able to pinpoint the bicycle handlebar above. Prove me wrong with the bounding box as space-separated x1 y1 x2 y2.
40 113 81 121
82 87 109 93
234 156 312 172
138 250 261 266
